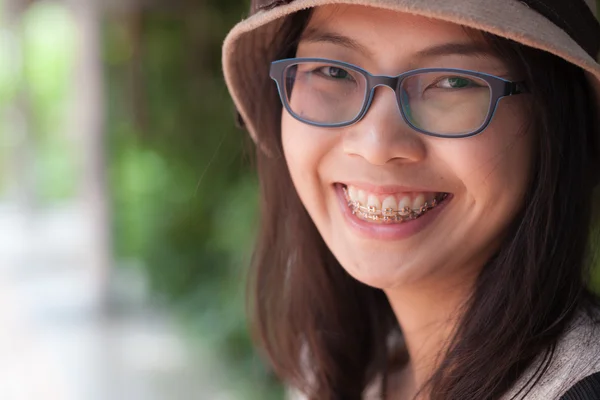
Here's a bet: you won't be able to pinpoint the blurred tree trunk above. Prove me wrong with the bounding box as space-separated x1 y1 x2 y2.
67 0 112 310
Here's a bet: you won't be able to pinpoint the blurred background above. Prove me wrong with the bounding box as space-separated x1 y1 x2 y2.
0 1 598 400
0 0 278 398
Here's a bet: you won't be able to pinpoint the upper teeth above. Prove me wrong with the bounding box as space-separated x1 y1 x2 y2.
346 185 438 212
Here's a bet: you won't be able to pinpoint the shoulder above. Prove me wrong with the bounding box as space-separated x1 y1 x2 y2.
503 308 600 400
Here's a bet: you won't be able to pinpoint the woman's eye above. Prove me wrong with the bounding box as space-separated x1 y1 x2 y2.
316 66 351 80
435 76 479 89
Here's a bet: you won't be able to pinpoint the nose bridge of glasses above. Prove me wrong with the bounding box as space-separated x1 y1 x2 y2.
368 75 400 91
365 75 404 118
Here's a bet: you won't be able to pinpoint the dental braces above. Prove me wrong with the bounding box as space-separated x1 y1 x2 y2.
342 188 448 223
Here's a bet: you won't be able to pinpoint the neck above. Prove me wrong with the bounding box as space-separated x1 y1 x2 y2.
384 273 477 398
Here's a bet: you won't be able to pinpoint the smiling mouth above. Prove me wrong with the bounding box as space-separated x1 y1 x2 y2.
341 185 449 224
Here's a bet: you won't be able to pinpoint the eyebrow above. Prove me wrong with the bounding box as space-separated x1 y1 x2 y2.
414 42 495 60
300 28 373 57
299 28 495 61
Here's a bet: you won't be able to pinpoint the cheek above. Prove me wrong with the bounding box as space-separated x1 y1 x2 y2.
455 134 531 192
281 113 333 212
440 104 535 220
282 114 315 184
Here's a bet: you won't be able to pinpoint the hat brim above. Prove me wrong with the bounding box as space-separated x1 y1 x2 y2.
222 0 600 153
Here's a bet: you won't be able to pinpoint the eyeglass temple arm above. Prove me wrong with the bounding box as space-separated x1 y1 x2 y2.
505 81 529 95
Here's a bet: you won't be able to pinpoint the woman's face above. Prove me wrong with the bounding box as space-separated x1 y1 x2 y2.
281 5 535 289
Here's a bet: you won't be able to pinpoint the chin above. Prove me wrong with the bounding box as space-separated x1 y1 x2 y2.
334 251 425 290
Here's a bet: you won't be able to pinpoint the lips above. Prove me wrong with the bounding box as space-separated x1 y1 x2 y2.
333 183 452 240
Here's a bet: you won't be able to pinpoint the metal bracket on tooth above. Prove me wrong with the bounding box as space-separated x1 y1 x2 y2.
343 187 448 223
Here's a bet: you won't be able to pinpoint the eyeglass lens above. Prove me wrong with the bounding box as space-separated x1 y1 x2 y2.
283 61 493 136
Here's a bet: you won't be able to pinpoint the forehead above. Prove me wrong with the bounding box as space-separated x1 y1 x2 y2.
305 5 480 53
299 5 501 73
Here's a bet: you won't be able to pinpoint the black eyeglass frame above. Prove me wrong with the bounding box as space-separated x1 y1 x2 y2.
269 57 529 139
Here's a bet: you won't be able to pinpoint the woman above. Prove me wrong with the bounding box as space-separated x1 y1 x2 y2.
222 0 600 399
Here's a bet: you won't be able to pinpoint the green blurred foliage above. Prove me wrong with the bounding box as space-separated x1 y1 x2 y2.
28 3 78 201
0 30 21 104
105 1 283 398
0 1 78 201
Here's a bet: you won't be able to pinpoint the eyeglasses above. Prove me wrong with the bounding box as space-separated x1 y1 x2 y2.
269 58 528 138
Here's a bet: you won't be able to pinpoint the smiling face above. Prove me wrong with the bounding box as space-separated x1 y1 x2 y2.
281 5 535 290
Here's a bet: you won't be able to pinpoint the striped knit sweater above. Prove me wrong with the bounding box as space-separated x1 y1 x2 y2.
501 309 600 400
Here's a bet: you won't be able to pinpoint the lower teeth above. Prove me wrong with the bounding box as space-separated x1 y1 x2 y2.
343 188 447 224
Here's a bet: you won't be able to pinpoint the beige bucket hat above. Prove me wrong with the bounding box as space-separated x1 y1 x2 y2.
222 0 600 155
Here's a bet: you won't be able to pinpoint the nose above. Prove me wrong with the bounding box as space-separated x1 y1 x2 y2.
342 86 427 165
